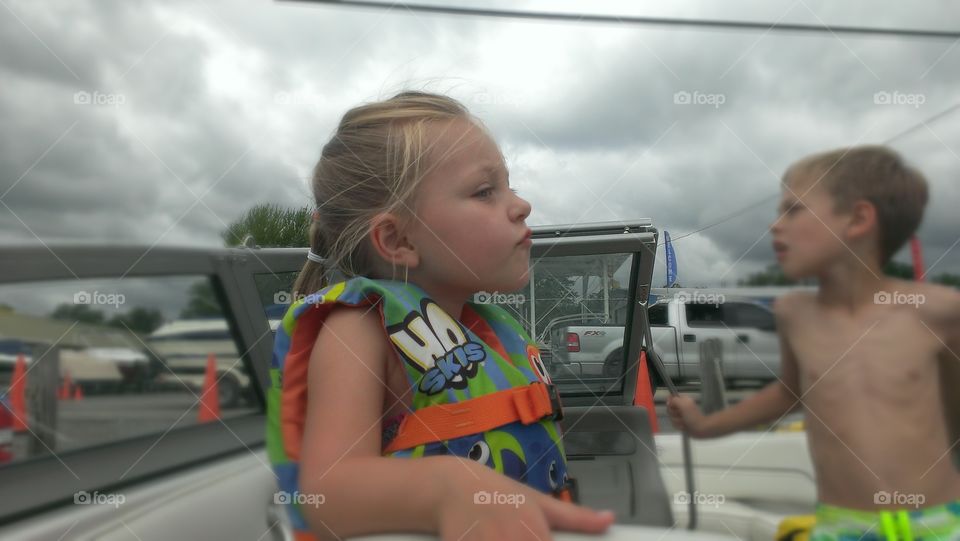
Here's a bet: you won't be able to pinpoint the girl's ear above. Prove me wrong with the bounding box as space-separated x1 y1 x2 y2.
845 199 877 241
369 213 420 269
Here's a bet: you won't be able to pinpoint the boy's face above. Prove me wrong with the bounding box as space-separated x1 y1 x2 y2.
405 118 533 297
770 175 853 280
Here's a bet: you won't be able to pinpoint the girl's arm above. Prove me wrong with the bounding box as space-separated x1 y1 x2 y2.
297 305 451 536
296 305 613 540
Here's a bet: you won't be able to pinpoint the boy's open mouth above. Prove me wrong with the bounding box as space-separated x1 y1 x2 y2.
773 240 788 259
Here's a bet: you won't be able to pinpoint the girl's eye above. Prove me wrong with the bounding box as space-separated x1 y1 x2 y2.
474 187 494 198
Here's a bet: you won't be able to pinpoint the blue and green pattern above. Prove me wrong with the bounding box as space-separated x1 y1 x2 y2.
266 277 567 537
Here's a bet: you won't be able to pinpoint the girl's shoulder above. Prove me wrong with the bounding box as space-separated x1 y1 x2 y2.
305 303 394 387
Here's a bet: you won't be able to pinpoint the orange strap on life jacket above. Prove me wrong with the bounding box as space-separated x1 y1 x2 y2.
384 382 563 454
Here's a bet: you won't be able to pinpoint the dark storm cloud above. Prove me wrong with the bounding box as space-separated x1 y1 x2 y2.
1 0 958 288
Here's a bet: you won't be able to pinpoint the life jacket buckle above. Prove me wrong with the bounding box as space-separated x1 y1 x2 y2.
554 476 578 504
513 382 564 425
546 383 564 422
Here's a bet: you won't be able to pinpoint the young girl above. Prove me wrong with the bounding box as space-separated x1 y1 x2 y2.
267 91 615 541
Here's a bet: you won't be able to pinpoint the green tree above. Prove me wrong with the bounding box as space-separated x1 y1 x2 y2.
179 280 224 318
50 303 106 325
221 203 311 248
883 260 915 279
181 204 313 319
107 307 165 335
738 264 796 286
932 273 960 288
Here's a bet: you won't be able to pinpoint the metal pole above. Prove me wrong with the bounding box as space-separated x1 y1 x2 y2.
638 304 697 530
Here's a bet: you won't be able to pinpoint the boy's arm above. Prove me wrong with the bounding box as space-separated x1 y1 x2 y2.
938 291 960 469
676 295 803 438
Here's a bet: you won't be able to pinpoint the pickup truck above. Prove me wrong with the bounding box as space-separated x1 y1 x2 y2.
548 290 781 387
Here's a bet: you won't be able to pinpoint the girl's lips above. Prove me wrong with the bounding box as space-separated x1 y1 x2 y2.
518 229 532 245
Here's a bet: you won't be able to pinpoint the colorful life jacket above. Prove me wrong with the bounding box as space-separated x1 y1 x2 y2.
266 277 573 538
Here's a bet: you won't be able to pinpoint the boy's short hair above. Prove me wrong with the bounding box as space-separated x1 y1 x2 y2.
785 145 928 264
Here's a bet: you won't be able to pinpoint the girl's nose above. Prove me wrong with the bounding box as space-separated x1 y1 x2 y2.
512 192 532 222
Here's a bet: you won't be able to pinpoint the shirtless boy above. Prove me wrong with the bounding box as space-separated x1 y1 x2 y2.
668 145 960 540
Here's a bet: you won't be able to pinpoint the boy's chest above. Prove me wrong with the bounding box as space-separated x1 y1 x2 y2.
789 308 943 397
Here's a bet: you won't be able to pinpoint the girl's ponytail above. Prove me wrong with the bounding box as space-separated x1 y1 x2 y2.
292 211 329 297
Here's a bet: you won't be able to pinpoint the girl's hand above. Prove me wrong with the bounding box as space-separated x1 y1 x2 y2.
666 394 708 437
438 459 615 541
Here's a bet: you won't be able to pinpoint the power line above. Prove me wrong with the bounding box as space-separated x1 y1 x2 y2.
882 101 960 144
289 1 960 245
662 101 960 246
289 0 960 40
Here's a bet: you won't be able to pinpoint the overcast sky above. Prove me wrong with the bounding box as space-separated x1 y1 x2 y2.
2 0 959 292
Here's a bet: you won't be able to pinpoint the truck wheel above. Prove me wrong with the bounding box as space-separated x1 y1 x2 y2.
602 350 623 378
604 350 661 394
217 373 241 409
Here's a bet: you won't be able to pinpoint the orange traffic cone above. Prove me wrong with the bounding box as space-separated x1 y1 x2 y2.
9 354 28 432
59 371 73 400
197 353 221 423
73 384 84 400
633 350 659 433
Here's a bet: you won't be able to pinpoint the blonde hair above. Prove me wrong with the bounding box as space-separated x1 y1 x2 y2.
785 145 928 264
292 91 471 296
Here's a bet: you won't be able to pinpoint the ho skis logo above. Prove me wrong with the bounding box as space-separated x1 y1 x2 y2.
389 300 486 395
